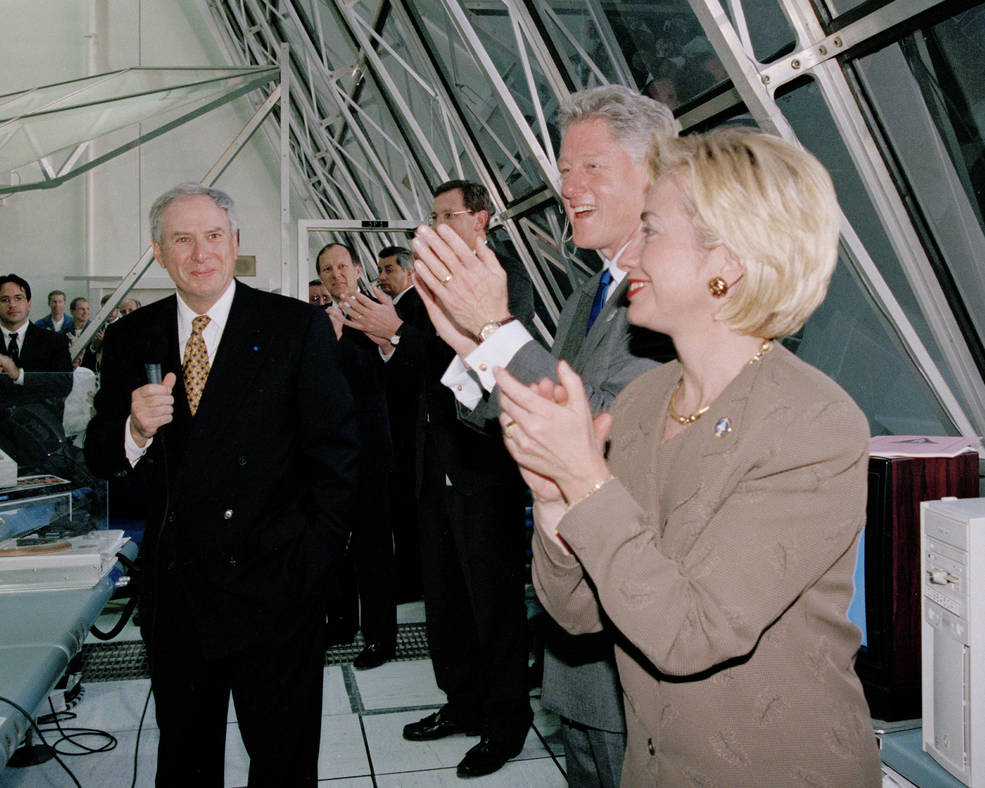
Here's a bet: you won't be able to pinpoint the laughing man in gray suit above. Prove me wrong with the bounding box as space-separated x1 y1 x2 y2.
411 85 676 788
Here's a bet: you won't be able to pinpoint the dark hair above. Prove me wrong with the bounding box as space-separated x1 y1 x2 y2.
70 296 89 311
378 245 414 271
47 289 66 301
315 243 359 273
308 279 324 287
0 273 30 301
434 180 491 218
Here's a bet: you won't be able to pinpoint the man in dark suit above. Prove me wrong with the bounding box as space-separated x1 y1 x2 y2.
84 183 358 786
342 181 535 778
412 87 677 788
317 242 397 670
0 273 73 471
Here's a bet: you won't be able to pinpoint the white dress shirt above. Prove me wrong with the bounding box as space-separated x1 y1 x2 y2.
124 281 236 465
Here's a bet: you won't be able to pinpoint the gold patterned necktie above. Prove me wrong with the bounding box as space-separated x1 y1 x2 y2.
183 315 211 416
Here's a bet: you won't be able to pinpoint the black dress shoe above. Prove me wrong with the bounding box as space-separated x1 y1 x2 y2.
402 709 479 741
352 642 394 670
456 737 524 778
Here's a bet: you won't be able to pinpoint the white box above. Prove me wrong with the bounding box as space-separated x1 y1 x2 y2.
921 498 985 787
0 529 129 592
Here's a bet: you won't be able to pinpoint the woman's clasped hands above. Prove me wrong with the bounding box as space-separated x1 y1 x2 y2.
494 360 613 511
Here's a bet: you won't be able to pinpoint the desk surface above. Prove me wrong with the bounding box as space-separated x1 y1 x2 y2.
0 540 137 771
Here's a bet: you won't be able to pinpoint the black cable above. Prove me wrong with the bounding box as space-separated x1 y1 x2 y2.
41 697 118 757
0 694 82 788
130 683 153 788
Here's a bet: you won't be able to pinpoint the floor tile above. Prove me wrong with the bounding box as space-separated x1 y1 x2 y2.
374 756 566 787
66 678 155 733
353 659 444 711
318 714 370 780
322 665 351 716
396 601 425 625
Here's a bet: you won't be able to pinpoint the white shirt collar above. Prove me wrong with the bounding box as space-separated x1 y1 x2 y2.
176 279 236 334
602 238 635 286
392 283 415 305
4 321 28 346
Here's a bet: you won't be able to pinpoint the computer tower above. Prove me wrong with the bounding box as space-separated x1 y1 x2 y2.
921 497 985 787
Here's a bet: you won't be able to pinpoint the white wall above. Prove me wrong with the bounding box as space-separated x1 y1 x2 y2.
0 0 298 321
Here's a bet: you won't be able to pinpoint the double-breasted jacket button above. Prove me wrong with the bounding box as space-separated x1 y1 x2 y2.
167 512 176 523
237 456 247 467
223 509 234 520
228 557 237 567
647 738 655 756
166 560 176 571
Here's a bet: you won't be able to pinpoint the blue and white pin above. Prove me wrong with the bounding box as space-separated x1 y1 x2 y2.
713 416 732 438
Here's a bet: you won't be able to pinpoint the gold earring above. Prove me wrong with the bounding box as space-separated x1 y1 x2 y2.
708 276 728 298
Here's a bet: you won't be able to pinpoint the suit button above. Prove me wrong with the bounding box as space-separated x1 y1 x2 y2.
228 557 237 567
647 738 655 756
166 560 176 571
167 512 176 523
223 509 234 520
238 456 247 466
114 470 128 479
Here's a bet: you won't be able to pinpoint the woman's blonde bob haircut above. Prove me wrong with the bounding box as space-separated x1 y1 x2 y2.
648 127 841 339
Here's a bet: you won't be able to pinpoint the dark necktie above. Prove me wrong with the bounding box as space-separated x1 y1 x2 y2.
6 332 19 365
585 268 613 334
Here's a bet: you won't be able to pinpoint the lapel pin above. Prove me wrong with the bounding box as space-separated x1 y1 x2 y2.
714 417 732 438
252 345 259 352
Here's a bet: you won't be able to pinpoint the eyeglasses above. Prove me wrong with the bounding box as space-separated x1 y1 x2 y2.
427 209 474 226
0 295 27 305
309 294 331 305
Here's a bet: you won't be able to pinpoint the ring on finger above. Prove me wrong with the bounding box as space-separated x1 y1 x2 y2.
503 420 516 439
441 274 453 284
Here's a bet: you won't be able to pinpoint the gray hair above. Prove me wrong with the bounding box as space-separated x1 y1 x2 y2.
379 245 413 271
558 85 677 162
149 182 239 244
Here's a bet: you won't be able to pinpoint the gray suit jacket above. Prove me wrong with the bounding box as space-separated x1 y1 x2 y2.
465 271 673 731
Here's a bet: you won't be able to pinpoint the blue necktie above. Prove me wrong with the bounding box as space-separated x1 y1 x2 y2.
585 269 613 334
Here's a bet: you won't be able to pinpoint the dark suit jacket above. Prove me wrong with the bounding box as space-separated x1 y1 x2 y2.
84 281 359 658
1 322 73 402
389 253 534 496
338 324 393 474
0 323 73 468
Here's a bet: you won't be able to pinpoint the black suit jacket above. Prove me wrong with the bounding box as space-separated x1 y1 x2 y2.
338 324 393 474
1 322 73 404
389 253 534 496
84 281 359 657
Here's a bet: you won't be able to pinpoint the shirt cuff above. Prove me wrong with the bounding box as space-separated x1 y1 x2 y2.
441 357 483 410
124 416 152 468
464 321 532 392
379 346 396 362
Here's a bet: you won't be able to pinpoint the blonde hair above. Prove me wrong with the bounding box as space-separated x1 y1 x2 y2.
649 127 840 338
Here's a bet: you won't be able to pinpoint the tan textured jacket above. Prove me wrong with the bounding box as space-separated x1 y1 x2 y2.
533 345 881 787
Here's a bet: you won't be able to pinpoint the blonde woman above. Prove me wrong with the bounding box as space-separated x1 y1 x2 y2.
495 127 881 786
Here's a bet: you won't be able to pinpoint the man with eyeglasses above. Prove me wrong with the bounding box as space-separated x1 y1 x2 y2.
307 278 332 306
341 180 535 777
0 273 73 466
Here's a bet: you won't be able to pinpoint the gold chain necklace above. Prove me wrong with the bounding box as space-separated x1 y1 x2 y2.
667 340 772 426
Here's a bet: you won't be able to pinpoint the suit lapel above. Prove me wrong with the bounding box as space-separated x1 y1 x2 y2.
555 274 598 362
574 277 627 368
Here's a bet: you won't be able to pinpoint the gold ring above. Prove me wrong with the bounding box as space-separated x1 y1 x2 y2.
503 421 516 439
441 274 453 284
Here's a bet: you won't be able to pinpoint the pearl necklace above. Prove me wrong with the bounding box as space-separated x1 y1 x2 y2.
667 340 772 426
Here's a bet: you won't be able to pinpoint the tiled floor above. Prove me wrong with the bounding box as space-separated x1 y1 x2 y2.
0 602 566 787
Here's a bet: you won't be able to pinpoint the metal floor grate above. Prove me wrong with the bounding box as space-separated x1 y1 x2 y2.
81 623 431 682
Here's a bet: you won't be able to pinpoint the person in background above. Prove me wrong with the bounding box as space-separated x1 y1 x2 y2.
65 297 97 370
494 127 881 786
35 289 73 333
